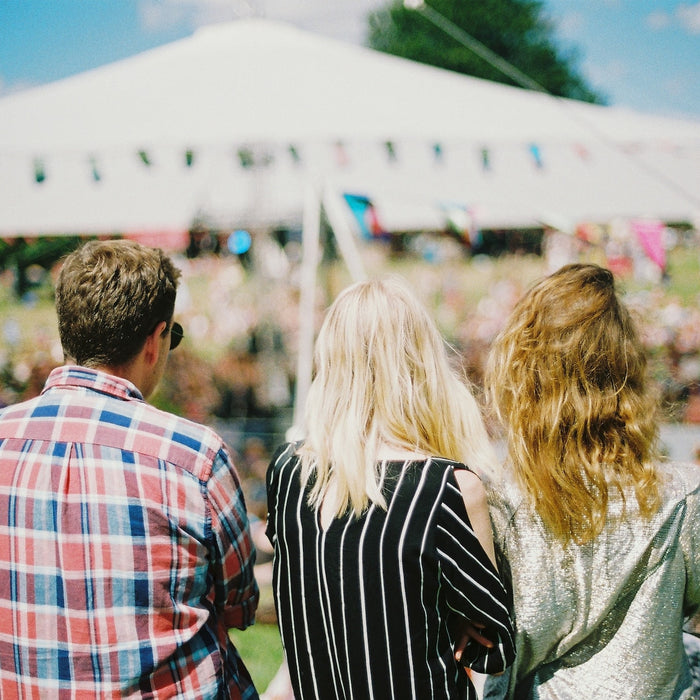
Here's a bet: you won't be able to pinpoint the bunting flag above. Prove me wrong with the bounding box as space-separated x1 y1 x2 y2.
138 150 151 166
343 193 384 239
334 141 349 167
528 142 543 169
631 218 666 269
33 159 46 183
433 143 443 163
574 143 590 160
185 149 194 167
385 140 397 162
89 156 101 182
440 202 472 245
288 144 301 164
480 147 491 171
237 147 254 168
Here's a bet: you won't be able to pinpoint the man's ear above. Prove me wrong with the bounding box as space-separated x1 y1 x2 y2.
143 320 167 367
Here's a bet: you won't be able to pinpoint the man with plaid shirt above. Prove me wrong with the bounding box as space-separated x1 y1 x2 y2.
0 240 259 698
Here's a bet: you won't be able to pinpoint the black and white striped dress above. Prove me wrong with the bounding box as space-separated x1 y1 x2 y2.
265 442 515 699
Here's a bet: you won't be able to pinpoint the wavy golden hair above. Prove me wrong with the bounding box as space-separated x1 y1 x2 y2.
485 264 661 543
299 276 498 520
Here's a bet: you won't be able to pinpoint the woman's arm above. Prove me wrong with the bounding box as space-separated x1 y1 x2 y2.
437 465 515 674
454 469 497 569
452 468 508 665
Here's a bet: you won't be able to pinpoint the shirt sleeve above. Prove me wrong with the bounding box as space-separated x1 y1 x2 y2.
683 477 700 626
436 467 515 674
207 444 259 631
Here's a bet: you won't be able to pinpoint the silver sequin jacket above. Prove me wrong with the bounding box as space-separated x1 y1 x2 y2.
483 460 700 700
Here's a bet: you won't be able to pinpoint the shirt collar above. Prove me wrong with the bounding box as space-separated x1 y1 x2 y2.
42 365 145 401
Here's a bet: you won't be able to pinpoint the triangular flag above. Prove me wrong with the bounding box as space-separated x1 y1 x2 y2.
343 193 384 239
631 219 666 270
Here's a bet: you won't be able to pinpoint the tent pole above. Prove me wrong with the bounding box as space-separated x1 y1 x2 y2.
322 185 367 284
290 182 322 438
290 184 367 440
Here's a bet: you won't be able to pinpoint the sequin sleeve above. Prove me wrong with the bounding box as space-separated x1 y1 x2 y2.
682 473 700 625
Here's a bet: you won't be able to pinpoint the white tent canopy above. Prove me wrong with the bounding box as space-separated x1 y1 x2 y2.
1 18 699 237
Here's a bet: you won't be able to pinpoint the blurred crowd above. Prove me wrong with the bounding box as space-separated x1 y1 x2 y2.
2 225 700 517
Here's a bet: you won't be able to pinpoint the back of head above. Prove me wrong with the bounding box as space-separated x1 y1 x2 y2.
485 263 661 543
301 276 496 518
56 240 180 367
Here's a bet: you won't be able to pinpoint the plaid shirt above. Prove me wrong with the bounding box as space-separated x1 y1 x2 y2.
0 366 259 699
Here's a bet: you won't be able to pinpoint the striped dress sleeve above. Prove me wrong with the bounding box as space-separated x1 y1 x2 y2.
436 465 515 674
265 441 297 546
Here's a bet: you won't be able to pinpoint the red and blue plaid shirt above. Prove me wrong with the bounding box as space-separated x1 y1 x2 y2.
0 366 259 699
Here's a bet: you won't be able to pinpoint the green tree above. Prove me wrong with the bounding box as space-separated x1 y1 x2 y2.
367 0 606 104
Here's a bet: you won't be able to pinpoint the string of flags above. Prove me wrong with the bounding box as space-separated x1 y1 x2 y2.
19 137 679 185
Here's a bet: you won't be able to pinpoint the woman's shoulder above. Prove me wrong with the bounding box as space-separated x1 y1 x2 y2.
267 441 302 480
659 460 700 490
451 467 488 510
425 459 488 515
422 457 487 499
658 460 700 514
440 461 499 566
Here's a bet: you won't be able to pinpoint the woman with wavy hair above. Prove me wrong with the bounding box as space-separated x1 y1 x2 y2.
482 263 700 699
266 276 515 699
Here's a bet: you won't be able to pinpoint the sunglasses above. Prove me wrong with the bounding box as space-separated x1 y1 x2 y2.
169 322 184 351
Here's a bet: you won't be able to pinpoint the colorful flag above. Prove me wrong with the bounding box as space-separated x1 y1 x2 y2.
343 193 384 239
631 218 666 269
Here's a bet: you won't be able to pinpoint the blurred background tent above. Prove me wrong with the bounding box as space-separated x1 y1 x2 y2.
0 18 699 245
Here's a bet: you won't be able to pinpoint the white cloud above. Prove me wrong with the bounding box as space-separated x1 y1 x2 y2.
556 11 586 40
585 58 630 92
642 4 700 34
646 10 671 30
676 2 700 34
137 0 247 33
138 1 190 32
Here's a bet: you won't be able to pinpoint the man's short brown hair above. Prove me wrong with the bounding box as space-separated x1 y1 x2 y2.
56 239 181 367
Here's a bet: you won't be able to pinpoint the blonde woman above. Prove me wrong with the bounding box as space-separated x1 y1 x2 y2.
266 277 515 699
482 263 700 699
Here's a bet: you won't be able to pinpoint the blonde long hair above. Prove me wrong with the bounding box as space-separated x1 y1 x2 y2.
299 276 498 520
485 263 661 544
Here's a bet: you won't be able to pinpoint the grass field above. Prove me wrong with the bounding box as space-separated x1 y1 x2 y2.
230 623 284 693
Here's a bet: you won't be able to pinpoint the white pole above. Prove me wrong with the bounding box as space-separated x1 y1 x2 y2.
322 185 367 283
290 182 322 438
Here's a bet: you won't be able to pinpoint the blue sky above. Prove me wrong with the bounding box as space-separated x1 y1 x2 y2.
1 0 699 120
